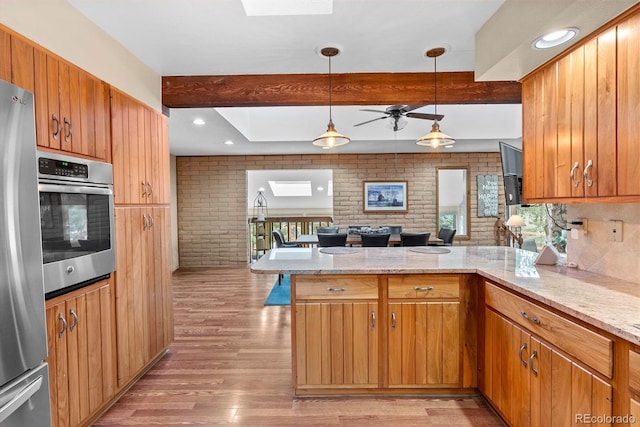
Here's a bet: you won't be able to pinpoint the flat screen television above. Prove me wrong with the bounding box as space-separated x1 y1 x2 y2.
499 142 523 205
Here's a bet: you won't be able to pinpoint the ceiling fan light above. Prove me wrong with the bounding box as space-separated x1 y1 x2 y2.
416 121 455 148
313 119 351 148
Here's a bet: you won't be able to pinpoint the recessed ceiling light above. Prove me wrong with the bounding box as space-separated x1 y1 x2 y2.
224 140 234 145
532 28 579 49
193 118 205 126
317 186 324 191
241 0 332 16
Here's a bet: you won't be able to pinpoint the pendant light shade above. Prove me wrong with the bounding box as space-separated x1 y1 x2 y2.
417 47 455 148
313 47 350 149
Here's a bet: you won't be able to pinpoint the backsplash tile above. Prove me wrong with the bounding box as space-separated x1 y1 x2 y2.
567 203 640 284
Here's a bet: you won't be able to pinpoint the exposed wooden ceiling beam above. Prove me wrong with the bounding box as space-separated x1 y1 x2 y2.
162 72 521 108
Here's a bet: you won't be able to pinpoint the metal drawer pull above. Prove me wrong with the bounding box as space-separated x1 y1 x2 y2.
58 313 67 338
570 161 580 187
414 286 434 291
147 181 153 197
520 310 541 325
583 159 593 187
326 287 346 292
519 343 528 368
391 311 396 329
63 117 72 142
69 308 78 332
52 114 60 138
371 311 376 329
529 350 538 377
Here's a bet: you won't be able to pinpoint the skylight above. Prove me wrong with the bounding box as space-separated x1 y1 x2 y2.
241 0 332 16
268 181 313 197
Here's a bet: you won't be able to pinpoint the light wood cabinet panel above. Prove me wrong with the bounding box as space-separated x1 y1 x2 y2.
483 280 613 427
388 301 460 387
45 280 116 427
294 302 378 388
529 338 612 427
485 282 612 378
110 88 170 205
483 309 530 426
630 349 640 392
631 399 640 426
114 206 173 388
10 35 34 92
295 275 378 300
33 49 110 160
0 28 10 82
617 12 640 197
522 10 640 203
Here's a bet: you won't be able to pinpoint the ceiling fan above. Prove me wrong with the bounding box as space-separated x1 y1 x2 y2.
354 105 444 132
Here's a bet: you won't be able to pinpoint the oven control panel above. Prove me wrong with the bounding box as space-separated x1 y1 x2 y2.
38 156 89 179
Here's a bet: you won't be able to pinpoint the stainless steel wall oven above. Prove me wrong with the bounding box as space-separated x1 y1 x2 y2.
37 151 115 297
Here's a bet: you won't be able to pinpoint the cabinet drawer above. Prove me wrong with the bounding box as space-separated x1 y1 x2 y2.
485 282 612 378
388 275 460 299
295 275 378 300
630 349 640 393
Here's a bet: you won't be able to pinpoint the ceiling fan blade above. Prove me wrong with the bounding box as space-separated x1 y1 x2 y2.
399 105 425 114
354 116 388 127
406 112 445 121
359 108 390 114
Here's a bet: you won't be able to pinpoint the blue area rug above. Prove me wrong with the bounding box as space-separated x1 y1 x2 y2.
264 274 290 306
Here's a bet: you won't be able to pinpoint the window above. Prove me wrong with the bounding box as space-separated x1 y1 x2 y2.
436 167 470 238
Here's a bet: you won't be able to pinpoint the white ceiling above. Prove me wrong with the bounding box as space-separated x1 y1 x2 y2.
67 0 637 156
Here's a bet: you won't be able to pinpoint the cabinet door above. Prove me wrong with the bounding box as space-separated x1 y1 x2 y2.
617 12 640 197
45 282 115 427
0 28 10 82
111 87 168 205
584 29 617 198
10 35 34 92
46 301 68 427
530 338 612 427
115 206 173 387
294 302 378 388
114 206 147 386
483 309 531 427
388 302 460 387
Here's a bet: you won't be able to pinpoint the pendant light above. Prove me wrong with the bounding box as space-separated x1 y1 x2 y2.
417 47 455 148
313 47 350 149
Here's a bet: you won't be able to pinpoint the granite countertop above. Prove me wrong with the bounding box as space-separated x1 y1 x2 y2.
251 246 640 345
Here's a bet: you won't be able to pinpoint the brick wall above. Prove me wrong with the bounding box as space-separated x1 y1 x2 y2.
177 152 506 267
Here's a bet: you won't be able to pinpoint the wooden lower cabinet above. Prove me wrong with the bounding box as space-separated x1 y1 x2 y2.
114 206 173 387
292 274 470 394
45 279 116 427
482 282 613 427
294 302 379 388
387 275 462 388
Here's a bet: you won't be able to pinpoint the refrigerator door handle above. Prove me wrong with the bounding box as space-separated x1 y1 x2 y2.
0 375 44 424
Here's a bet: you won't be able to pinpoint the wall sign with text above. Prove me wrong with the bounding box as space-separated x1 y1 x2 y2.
477 175 499 217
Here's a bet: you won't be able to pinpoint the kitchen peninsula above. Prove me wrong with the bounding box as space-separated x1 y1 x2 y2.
251 246 640 425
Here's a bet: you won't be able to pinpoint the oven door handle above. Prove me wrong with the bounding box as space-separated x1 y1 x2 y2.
38 183 113 196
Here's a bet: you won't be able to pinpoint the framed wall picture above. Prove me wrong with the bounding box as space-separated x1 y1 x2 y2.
363 181 408 212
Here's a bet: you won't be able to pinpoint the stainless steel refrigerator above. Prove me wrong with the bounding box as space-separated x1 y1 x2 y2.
0 80 51 426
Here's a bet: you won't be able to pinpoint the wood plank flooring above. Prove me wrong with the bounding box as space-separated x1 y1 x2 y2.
94 267 504 426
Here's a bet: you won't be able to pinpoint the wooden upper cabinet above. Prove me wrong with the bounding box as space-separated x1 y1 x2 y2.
522 9 640 203
0 28 10 82
617 12 640 197
33 47 110 161
110 88 170 205
0 29 34 88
